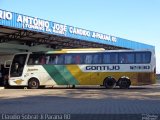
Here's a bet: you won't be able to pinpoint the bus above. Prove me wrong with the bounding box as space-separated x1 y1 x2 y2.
7 48 156 89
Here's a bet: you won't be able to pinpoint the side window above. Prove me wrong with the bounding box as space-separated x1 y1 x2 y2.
119 53 127 63
103 53 118 64
47 55 56 64
28 54 40 65
47 54 64 65
39 55 46 64
28 54 47 65
46 56 50 64
136 52 151 64
136 53 141 63
28 57 34 65
119 53 134 64
103 53 110 64
127 53 134 63
64 54 73 64
144 52 151 63
110 53 118 64
92 53 101 64
84 54 92 64
56 54 64 64
74 54 82 64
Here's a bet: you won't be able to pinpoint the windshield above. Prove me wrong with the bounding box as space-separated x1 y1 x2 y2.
10 54 27 77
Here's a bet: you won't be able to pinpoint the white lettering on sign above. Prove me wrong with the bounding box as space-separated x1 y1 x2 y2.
92 32 117 42
86 65 120 71
92 32 111 41
111 36 117 42
24 24 44 31
68 26 117 42
52 23 67 35
0 10 12 20
0 9 117 43
17 15 50 32
69 27 91 37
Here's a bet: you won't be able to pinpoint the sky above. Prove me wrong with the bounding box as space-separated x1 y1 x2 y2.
0 0 160 73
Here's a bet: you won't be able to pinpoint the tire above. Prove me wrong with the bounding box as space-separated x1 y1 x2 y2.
28 78 39 89
118 78 131 89
103 77 116 89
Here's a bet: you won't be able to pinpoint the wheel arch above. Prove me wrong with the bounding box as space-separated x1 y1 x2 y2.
117 76 130 84
28 77 40 89
118 76 131 89
27 75 40 85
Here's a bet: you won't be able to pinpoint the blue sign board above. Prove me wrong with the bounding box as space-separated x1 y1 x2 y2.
0 9 154 50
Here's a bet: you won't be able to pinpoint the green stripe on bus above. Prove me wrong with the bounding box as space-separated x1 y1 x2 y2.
43 65 68 85
63 66 79 85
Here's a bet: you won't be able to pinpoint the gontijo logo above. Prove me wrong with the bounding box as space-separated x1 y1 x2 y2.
86 65 120 71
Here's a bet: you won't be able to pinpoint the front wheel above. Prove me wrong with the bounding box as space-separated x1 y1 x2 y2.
28 78 39 89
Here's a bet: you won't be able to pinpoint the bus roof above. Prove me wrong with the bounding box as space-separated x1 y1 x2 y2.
46 48 105 54
13 48 154 55
46 48 154 54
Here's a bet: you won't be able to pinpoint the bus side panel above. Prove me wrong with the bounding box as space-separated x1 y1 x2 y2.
66 65 103 85
43 65 80 85
66 65 93 85
43 65 67 85
66 65 155 86
9 65 58 86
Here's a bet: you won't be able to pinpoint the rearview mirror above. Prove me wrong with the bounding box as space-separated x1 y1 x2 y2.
4 60 12 68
